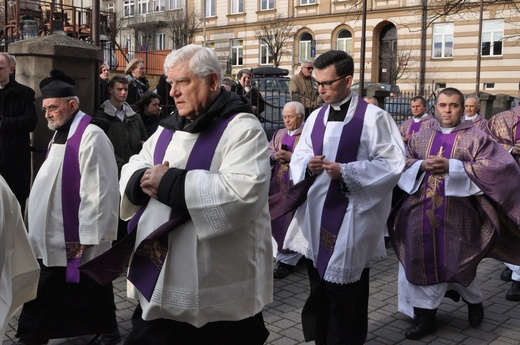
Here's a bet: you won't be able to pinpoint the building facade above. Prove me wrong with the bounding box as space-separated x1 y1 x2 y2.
103 0 520 95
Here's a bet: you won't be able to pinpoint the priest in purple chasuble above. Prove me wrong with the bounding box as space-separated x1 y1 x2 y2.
487 83 520 302
283 50 406 344
16 70 120 345
268 101 305 279
398 95 436 145
391 87 520 340
464 95 489 133
119 45 272 345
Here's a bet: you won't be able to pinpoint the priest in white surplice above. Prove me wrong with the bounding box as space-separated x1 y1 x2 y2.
0 176 39 341
120 45 272 345
15 70 120 345
283 50 405 345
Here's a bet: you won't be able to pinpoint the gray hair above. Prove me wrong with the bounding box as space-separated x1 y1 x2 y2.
284 101 305 117
65 96 80 107
164 45 223 86
465 95 480 103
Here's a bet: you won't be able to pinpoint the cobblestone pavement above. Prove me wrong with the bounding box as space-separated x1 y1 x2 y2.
4 250 520 344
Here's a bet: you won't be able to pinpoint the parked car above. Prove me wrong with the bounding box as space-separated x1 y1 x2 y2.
350 82 401 98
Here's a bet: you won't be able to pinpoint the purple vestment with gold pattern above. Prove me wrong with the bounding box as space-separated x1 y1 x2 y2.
398 114 436 143
268 126 302 252
392 120 520 286
488 104 520 167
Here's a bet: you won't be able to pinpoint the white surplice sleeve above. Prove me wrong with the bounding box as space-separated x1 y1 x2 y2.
185 114 271 240
78 125 119 245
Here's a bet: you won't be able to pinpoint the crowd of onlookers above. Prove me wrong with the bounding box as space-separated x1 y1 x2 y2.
1 46 520 345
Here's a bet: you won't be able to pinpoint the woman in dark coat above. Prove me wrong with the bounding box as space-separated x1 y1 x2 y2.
125 58 150 106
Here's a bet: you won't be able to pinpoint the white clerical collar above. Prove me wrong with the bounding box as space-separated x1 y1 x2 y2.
287 122 304 136
330 92 353 111
464 114 477 121
440 119 464 134
412 113 429 122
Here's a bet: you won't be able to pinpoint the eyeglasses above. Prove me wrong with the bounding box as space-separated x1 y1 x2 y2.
316 76 346 90
41 105 60 114
303 67 314 71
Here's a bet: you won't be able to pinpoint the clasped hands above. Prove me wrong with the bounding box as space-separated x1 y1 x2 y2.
420 156 449 174
273 149 292 163
308 155 342 180
140 161 170 199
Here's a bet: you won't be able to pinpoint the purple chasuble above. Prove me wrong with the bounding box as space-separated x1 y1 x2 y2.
281 134 297 152
310 100 368 277
515 115 520 142
421 130 459 284
79 115 236 290
61 114 92 283
408 120 423 136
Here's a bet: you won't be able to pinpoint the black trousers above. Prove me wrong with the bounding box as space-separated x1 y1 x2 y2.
124 304 270 345
302 259 370 345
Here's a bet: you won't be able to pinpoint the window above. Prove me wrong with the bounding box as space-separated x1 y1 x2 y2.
138 0 148 13
337 30 352 54
124 35 131 50
260 38 274 65
169 0 182 10
483 82 495 90
432 23 453 58
106 3 115 12
231 0 244 14
205 41 215 50
261 0 274 10
435 82 446 90
153 0 164 11
231 39 243 66
156 33 166 50
482 20 503 57
123 0 135 17
300 0 316 4
299 33 312 62
205 0 215 17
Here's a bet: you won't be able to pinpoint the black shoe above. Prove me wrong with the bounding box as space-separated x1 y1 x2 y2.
405 314 437 340
88 330 121 345
500 267 513 282
273 262 294 279
506 281 520 301
467 302 484 327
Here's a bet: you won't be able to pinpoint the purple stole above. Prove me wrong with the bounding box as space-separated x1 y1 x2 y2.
60 114 92 283
421 130 459 284
408 120 423 136
311 100 368 277
79 115 236 298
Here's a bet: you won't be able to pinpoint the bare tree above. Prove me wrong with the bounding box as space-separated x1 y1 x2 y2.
163 8 200 49
254 14 297 67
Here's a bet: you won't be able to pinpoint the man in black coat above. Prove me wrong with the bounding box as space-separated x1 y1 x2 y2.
236 69 265 117
0 52 37 213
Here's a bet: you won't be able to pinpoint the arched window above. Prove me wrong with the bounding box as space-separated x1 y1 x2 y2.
337 30 352 54
299 33 312 62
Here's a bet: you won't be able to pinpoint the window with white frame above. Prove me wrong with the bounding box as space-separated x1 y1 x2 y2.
230 0 244 14
483 82 495 90
261 0 274 10
205 41 215 50
123 0 135 17
300 0 316 4
260 37 274 65
153 0 165 11
156 33 166 50
432 23 453 58
106 3 114 12
299 33 312 62
137 0 148 13
337 30 352 54
169 0 182 10
205 0 215 17
230 39 243 66
481 19 503 57
124 35 131 49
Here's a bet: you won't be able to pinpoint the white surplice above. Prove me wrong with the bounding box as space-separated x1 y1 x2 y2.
27 111 119 267
284 93 406 284
0 176 39 340
120 113 273 327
